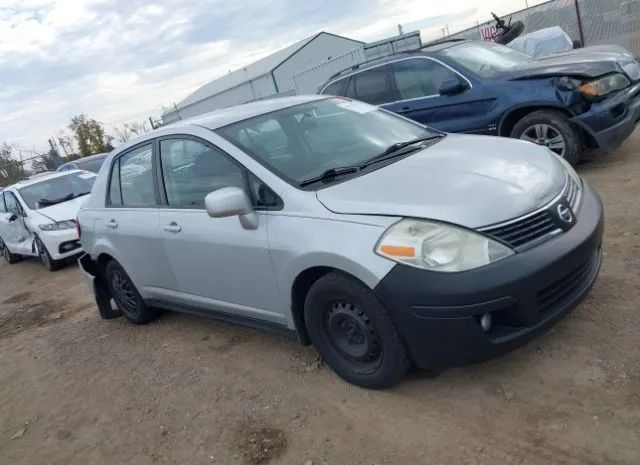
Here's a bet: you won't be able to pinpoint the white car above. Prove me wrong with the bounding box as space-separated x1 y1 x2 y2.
0 170 96 270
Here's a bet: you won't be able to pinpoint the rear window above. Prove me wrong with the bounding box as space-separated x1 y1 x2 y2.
321 79 347 96
18 172 96 210
77 156 107 173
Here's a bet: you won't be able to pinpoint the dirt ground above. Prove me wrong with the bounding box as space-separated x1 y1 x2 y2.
1 131 639 465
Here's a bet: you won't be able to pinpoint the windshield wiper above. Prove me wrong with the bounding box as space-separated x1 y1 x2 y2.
360 134 445 169
38 192 75 207
299 166 360 187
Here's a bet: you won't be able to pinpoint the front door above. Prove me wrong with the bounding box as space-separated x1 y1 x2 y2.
0 191 33 254
384 57 496 135
157 137 285 325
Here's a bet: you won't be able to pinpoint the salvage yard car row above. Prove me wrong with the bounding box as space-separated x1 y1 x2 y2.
1 39 638 388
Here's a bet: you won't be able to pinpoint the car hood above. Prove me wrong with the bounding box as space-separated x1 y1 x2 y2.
34 195 88 223
502 45 640 81
316 134 567 229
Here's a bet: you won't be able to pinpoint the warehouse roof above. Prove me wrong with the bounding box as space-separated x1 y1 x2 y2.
177 32 362 109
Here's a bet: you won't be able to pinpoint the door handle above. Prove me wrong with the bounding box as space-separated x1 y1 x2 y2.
163 222 181 233
106 220 118 229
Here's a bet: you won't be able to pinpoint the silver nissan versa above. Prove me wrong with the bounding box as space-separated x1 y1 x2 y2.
78 95 603 388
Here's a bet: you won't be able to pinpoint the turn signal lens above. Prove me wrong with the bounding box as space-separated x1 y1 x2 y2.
378 245 415 257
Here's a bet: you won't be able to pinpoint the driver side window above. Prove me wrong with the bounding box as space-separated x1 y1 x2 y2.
159 138 246 209
4 192 23 216
391 58 459 100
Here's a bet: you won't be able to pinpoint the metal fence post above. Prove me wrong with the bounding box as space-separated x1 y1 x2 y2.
574 0 586 46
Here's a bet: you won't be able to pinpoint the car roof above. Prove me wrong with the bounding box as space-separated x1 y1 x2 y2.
8 169 91 190
171 95 327 131
321 39 472 86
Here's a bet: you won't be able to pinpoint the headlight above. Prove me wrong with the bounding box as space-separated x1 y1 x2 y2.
552 150 582 186
375 219 513 272
579 73 630 98
39 220 76 231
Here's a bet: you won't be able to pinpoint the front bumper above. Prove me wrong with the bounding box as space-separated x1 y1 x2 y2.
572 82 640 153
39 229 82 260
78 254 121 319
373 181 604 369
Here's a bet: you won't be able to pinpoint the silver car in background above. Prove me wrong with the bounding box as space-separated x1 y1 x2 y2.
78 96 603 388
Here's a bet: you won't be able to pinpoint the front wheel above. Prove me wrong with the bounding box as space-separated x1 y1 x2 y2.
36 237 62 271
304 271 411 389
511 110 582 165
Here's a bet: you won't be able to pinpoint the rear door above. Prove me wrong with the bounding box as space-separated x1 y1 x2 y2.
384 57 495 134
343 65 395 106
156 136 285 324
103 142 175 294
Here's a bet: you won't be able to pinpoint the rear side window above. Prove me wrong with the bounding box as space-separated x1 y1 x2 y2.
77 157 106 173
159 138 245 209
321 79 347 96
109 144 155 207
351 66 394 105
391 58 459 100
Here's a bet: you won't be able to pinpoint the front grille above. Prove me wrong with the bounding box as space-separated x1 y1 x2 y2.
481 210 557 248
480 174 581 249
537 252 599 312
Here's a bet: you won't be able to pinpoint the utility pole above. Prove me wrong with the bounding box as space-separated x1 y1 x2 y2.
574 0 586 46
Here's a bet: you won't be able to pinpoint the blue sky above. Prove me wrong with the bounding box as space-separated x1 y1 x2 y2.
0 0 543 151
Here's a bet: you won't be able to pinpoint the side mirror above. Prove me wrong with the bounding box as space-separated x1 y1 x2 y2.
4 212 17 222
205 187 258 230
439 79 467 96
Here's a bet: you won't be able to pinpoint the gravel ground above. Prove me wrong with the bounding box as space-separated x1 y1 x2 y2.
1 130 639 465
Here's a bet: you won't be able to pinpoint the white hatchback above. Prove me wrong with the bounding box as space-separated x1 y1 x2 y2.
0 170 96 270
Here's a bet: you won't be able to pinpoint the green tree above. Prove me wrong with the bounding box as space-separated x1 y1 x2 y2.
0 142 24 186
69 115 114 157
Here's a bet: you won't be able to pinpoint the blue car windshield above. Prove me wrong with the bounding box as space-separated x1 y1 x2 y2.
441 41 531 78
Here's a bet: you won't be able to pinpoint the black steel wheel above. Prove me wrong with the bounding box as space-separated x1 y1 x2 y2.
304 271 411 389
105 260 158 324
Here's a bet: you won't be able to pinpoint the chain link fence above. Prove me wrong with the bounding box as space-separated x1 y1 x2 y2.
440 0 640 57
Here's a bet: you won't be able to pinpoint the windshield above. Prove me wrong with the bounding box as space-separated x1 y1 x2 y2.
217 98 438 186
19 172 96 209
440 41 531 78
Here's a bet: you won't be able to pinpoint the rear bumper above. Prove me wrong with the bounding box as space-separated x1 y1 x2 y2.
572 82 640 153
374 181 604 369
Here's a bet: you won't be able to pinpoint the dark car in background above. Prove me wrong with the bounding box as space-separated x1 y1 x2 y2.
57 153 108 173
320 40 640 164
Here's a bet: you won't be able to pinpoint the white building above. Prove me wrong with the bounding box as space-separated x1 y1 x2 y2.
163 32 362 124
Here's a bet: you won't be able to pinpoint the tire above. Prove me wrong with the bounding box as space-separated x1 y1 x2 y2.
511 110 582 165
36 237 63 271
105 260 158 325
304 271 411 389
0 237 22 264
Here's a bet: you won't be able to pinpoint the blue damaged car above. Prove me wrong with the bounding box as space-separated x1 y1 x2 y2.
320 40 640 164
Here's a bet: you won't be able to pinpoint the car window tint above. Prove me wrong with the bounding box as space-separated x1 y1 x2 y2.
0 193 5 213
352 66 393 104
322 79 347 96
4 191 22 215
392 59 459 100
118 144 155 207
159 139 245 209
344 77 356 99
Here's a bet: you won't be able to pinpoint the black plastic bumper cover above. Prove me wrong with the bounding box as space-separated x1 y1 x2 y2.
374 181 604 369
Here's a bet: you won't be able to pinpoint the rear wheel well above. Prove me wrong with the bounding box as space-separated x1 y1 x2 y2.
290 266 338 345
